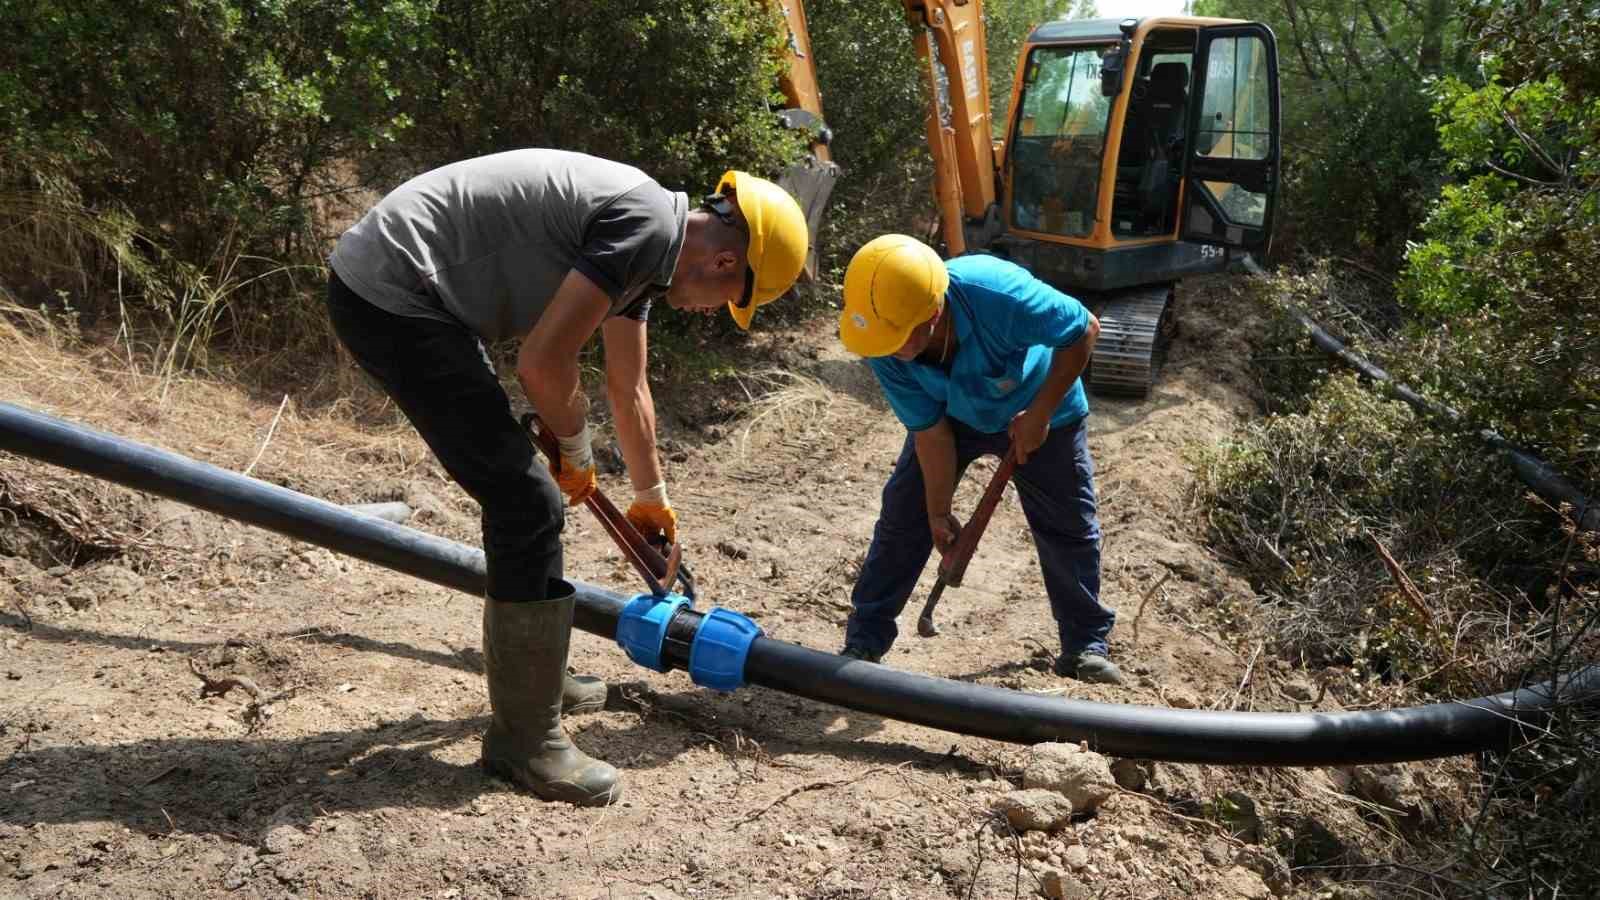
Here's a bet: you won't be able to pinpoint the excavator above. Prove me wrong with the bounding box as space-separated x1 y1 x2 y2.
772 2 1281 395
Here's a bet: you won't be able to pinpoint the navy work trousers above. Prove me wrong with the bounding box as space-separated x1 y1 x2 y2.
845 417 1113 658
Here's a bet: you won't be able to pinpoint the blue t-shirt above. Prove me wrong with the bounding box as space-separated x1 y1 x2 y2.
867 254 1091 434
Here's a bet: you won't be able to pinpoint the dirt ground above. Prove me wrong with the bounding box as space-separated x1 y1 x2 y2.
0 278 1473 899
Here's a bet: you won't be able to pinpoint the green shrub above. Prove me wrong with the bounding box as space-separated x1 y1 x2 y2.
1192 372 1564 692
397 1 801 192
1 0 802 364
1396 66 1599 493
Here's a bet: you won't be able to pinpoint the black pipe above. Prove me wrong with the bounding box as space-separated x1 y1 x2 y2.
2 400 1596 765
1240 257 1598 533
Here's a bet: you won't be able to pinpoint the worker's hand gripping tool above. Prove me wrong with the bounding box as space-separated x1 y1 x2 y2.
521 413 696 601
916 449 1016 637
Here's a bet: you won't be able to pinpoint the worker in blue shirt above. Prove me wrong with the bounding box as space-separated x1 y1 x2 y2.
835 234 1122 684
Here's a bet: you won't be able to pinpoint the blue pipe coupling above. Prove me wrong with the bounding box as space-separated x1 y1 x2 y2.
613 593 763 691
615 592 692 673
689 606 763 692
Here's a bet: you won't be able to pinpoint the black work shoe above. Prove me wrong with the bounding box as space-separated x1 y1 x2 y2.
1055 651 1126 685
840 645 883 663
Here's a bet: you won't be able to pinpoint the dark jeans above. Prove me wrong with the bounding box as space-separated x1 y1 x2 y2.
325 271 564 603
845 418 1113 658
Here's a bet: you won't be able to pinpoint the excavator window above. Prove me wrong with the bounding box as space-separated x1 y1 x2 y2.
1009 45 1115 238
1111 31 1196 239
1191 34 1273 228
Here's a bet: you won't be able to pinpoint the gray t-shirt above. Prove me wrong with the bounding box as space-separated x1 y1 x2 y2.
330 149 688 342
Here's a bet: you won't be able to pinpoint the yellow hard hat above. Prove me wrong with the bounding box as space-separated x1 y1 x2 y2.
838 234 948 357
718 170 808 330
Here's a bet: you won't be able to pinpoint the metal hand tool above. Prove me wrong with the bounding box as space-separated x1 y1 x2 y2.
521 413 695 600
916 449 1016 637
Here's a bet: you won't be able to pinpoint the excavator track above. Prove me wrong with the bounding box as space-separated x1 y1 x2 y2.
1087 284 1177 397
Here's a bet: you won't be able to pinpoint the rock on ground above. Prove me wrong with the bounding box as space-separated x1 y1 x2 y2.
1023 743 1116 813
993 789 1074 832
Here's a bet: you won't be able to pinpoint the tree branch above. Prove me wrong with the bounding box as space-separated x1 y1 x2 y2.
1360 0 1420 78
1487 161 1562 188
1499 105 1567 181
1281 0 1326 83
1302 4 1354 101
1337 16 1369 80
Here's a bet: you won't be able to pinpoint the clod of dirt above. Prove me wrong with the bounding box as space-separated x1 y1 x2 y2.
1063 843 1090 871
0 555 42 580
1236 845 1293 895
1163 686 1202 709
1110 758 1149 791
1343 763 1431 832
1283 812 1352 867
993 789 1073 832
1217 790 1264 843
63 586 97 611
1281 676 1318 701
261 806 308 854
1216 865 1275 899
1201 835 1233 865
82 563 145 601
13 569 56 603
222 849 261 890
1040 866 1091 899
402 481 474 535
1022 743 1116 814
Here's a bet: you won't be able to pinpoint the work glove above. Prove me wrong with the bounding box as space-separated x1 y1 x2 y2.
550 425 598 507
626 482 677 546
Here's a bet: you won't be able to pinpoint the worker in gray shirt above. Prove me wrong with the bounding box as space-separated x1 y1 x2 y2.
325 149 807 806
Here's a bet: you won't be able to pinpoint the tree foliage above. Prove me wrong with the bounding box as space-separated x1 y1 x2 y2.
1193 0 1472 268
0 0 800 340
1 0 433 262
400 1 801 188
1396 0 1599 494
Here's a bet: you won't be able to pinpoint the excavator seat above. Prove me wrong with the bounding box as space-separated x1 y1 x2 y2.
1112 61 1189 236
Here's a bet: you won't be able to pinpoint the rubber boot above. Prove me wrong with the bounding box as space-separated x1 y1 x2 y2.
481 583 621 806
562 671 608 715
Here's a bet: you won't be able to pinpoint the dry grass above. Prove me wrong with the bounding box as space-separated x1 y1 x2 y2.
728 368 837 456
0 187 417 487
0 291 440 574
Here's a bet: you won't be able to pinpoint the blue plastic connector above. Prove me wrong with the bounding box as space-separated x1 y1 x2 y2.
615 592 692 673
688 607 764 692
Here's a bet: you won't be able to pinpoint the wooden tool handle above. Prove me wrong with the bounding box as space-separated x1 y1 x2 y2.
939 451 1017 588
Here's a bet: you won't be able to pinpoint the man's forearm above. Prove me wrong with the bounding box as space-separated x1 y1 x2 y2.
914 419 959 518
518 352 587 438
1026 318 1098 420
610 381 664 493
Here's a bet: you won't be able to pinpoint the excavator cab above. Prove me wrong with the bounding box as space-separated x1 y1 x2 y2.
773 6 1279 395
997 18 1280 293
995 17 1280 393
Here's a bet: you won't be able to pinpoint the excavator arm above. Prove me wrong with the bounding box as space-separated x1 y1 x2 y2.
774 0 839 280
776 1 1000 259
901 0 1000 255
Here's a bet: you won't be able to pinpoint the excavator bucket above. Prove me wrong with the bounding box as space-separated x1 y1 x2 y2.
773 1 838 282
777 153 839 281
